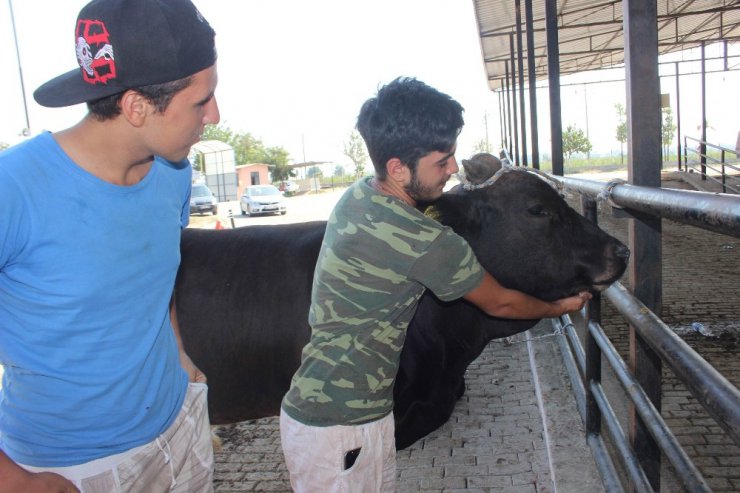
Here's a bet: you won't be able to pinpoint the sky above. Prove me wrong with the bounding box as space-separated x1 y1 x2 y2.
1 1 738 167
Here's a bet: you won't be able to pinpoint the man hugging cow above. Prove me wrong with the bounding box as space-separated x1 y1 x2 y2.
277 77 598 492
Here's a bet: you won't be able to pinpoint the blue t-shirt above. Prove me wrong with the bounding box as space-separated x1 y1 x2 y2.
0 132 191 467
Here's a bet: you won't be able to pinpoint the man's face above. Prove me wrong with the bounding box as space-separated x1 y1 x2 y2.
144 64 220 162
405 147 458 202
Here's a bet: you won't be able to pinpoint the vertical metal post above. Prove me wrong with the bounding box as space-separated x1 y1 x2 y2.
504 63 514 157
525 0 540 169
700 42 707 180
675 62 682 171
623 0 663 489
544 0 563 176
515 0 528 167
498 90 506 151
509 33 520 166
582 196 602 440
9 0 31 136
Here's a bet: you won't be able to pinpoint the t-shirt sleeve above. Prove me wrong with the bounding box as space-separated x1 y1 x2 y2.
0 167 28 270
408 227 484 301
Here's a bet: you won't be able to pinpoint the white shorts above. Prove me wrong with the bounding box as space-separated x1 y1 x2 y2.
280 409 396 493
20 382 214 493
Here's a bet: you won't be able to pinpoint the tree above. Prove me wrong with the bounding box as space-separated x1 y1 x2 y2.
199 123 291 169
334 165 346 177
614 103 627 165
473 137 492 154
661 107 676 162
562 125 592 161
306 166 323 179
343 130 368 178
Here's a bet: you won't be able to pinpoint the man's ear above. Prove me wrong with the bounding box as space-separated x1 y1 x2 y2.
386 157 411 185
119 90 150 128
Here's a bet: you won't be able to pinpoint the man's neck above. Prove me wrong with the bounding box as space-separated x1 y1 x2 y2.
53 117 154 186
371 177 415 206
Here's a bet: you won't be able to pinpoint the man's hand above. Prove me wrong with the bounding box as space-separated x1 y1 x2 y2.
552 291 592 315
23 471 79 493
179 351 207 383
0 451 79 493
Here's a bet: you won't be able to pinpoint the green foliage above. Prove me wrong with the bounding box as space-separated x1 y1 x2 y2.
334 165 346 177
343 130 368 178
562 125 593 161
307 166 323 178
199 123 292 170
614 103 627 165
473 137 493 154
662 107 677 161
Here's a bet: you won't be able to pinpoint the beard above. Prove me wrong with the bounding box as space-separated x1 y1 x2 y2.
405 170 446 202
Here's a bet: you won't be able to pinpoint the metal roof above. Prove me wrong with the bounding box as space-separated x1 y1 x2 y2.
472 0 740 91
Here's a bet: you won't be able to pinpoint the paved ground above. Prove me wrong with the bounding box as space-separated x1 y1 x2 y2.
199 169 740 492
211 320 604 493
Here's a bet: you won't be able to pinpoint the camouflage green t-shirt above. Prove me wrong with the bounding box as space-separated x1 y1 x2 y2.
281 178 483 426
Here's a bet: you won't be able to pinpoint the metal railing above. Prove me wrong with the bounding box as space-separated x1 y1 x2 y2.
682 136 740 194
546 173 740 492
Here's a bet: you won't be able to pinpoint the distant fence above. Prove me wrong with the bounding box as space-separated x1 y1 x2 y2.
545 173 740 492
682 136 740 194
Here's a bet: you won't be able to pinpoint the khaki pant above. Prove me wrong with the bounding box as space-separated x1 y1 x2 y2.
280 409 396 493
21 382 214 493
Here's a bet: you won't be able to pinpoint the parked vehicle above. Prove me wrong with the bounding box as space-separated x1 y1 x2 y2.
190 184 218 215
280 180 300 193
240 185 287 216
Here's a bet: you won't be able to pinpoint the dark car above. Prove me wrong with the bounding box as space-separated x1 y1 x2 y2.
190 184 218 215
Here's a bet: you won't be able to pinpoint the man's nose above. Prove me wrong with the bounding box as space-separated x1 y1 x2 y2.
206 97 221 125
448 158 459 175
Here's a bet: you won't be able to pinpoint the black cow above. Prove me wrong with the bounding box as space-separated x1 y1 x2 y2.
175 165 629 450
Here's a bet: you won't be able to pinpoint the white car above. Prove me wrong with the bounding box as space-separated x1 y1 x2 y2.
240 185 287 216
282 181 300 193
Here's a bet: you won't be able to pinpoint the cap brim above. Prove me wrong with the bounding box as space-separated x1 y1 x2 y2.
33 68 128 108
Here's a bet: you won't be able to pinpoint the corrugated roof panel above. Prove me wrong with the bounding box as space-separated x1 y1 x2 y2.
472 0 740 91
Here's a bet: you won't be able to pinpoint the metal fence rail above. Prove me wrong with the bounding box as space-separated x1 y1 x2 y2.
682 136 740 194
546 172 740 492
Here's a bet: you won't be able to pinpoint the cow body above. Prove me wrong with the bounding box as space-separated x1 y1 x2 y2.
176 168 629 449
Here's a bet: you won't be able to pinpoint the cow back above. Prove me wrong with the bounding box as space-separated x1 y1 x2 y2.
176 222 326 422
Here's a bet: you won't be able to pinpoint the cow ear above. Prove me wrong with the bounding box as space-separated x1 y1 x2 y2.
427 195 483 239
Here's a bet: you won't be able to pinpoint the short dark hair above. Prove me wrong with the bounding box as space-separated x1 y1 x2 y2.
356 77 464 178
87 76 193 120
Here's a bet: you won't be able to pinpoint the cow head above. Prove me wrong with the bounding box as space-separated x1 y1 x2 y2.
430 162 629 302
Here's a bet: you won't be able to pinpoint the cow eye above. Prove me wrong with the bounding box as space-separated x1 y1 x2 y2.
528 205 550 217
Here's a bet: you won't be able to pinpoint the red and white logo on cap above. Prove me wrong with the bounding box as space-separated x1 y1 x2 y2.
75 19 116 85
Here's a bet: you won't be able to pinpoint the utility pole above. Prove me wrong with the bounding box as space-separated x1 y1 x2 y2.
9 0 31 136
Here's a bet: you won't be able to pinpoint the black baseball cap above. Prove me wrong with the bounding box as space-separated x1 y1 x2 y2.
33 0 216 108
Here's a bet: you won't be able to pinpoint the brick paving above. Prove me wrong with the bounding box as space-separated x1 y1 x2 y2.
211 171 739 492
212 321 603 493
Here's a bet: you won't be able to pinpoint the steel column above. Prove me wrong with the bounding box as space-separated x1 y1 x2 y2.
544 0 563 176
623 2 664 484
525 0 540 169
515 0 528 167
508 33 520 165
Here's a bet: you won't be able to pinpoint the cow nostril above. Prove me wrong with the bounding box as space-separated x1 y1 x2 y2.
616 244 630 259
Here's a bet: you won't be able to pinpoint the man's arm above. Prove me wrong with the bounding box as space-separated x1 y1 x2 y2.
464 271 591 319
0 450 79 493
170 294 206 383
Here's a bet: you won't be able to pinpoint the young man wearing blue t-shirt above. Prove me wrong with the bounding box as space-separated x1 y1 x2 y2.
0 0 220 491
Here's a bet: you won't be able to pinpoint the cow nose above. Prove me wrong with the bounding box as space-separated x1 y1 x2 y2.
615 244 630 260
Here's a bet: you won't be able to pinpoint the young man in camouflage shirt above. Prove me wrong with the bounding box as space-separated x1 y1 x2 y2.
280 77 590 492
